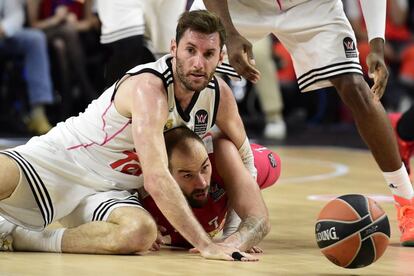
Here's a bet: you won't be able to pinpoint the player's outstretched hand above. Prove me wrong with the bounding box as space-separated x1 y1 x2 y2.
226 33 261 83
366 39 389 101
189 243 259 261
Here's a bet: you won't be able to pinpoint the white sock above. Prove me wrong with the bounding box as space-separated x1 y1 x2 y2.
12 227 66 253
383 163 413 201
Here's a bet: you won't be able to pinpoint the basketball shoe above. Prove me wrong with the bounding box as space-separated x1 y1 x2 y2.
0 217 15 251
263 119 286 140
388 113 414 177
394 195 414 246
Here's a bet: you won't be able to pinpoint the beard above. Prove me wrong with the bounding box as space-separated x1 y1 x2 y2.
175 56 216 92
185 186 210 208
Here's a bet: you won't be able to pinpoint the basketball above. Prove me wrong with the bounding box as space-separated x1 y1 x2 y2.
315 194 390 269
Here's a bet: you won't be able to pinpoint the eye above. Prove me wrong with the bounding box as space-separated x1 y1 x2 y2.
183 173 193 179
204 51 215 59
201 164 210 172
186 47 195 54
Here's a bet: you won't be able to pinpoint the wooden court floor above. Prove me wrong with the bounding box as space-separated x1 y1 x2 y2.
0 145 413 276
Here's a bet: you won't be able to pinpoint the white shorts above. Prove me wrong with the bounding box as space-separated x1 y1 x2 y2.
144 0 187 54
0 145 143 231
191 0 363 92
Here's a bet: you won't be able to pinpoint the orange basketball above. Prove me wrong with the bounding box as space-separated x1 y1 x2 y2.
315 194 390 268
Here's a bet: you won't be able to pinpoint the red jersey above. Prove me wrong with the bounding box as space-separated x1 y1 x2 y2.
141 144 281 248
39 0 84 20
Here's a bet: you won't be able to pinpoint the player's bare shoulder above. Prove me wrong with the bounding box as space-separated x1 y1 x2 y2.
114 73 167 118
214 75 238 109
215 76 234 101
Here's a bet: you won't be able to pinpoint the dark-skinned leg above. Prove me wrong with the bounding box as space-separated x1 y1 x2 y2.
331 73 414 246
331 74 400 171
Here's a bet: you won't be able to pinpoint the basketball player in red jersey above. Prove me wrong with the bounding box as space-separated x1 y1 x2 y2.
141 127 281 251
192 0 414 246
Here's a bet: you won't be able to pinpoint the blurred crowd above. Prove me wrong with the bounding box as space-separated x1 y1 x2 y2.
0 0 413 139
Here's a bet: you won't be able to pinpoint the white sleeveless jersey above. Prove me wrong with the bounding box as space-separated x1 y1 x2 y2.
41 54 220 191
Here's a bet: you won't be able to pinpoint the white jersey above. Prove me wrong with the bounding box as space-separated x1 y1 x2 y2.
36 54 220 191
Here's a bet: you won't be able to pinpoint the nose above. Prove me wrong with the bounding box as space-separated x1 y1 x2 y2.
195 173 207 188
192 53 204 69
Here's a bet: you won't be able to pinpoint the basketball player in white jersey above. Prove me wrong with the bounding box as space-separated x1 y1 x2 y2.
192 0 414 246
0 10 262 261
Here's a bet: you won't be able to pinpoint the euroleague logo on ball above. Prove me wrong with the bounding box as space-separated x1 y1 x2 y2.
315 226 340 242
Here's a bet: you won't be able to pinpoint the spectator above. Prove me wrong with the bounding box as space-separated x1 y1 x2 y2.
253 36 286 140
0 0 54 135
26 0 98 118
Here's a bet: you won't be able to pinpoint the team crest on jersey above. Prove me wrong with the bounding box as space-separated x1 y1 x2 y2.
209 182 225 202
268 153 277 168
343 37 357 58
164 119 173 131
194 109 208 136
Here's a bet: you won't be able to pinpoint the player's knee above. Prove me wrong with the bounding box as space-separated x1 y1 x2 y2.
262 152 281 189
0 155 20 200
112 214 157 254
332 74 373 115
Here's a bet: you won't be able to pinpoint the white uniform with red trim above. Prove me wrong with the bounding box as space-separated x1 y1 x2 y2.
0 54 220 230
191 0 363 92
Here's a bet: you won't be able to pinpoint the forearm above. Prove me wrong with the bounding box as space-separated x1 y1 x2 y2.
238 137 257 179
75 20 93 32
213 137 270 250
223 216 270 251
31 17 62 30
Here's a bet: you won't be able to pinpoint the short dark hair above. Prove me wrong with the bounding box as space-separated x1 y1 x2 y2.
164 127 205 168
176 10 226 49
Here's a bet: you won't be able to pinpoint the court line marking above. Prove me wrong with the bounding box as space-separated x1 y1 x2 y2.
278 157 349 185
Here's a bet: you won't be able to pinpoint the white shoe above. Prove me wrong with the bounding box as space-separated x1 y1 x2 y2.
0 217 16 251
264 119 286 140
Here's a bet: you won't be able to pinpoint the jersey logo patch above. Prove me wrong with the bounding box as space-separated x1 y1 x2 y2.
209 182 225 202
194 109 208 136
164 119 173 131
268 153 277 168
343 37 357 58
